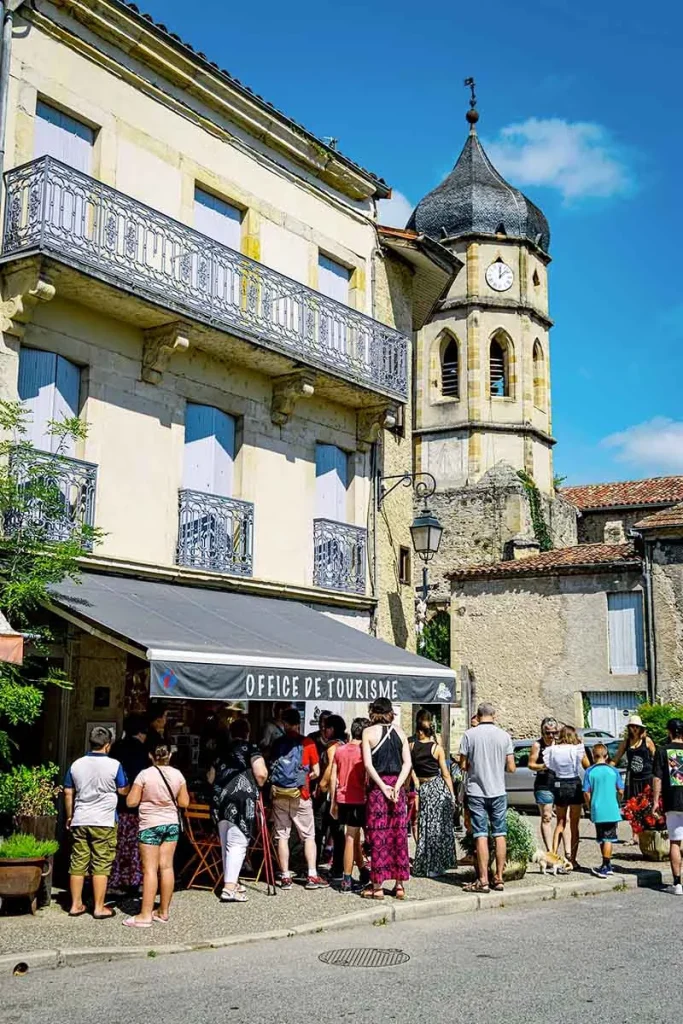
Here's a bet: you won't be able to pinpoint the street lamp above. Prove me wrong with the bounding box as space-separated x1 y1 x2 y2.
409 507 443 563
376 471 444 599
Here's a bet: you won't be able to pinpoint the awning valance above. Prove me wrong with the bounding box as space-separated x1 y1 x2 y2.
48 572 456 704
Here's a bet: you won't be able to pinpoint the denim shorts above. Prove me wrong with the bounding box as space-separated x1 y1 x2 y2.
535 789 554 806
468 794 508 838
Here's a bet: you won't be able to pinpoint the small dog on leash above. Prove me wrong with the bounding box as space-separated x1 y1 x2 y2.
531 849 573 875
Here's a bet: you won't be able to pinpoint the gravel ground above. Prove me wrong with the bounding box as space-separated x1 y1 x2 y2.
0 817 665 956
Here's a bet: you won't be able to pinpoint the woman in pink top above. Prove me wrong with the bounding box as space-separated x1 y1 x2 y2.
123 744 189 928
330 717 370 894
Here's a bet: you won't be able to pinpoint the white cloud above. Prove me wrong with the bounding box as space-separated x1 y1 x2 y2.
486 118 633 202
377 189 414 228
602 418 683 473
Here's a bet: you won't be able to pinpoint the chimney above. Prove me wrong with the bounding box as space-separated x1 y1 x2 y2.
604 519 626 544
505 537 541 561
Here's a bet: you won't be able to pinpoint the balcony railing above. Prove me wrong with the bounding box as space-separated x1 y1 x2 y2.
313 518 366 594
3 157 408 401
177 489 254 576
5 447 97 548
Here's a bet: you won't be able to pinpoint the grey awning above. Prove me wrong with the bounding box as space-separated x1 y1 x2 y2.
48 572 455 704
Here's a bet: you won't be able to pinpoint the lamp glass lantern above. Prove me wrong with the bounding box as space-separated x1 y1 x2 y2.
409 507 443 563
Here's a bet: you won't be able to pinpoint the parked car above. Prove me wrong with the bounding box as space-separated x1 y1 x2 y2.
577 728 617 742
506 738 626 809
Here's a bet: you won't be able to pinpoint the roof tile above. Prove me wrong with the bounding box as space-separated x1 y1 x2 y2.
635 502 683 531
448 543 640 581
562 476 683 510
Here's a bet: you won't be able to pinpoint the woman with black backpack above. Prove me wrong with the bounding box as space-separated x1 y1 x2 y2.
208 718 268 903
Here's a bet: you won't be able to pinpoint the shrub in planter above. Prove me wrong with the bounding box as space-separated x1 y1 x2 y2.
459 809 536 878
0 764 60 837
0 833 59 915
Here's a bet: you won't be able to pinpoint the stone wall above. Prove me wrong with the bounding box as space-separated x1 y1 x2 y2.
650 539 683 703
65 632 128 767
578 508 668 545
417 461 578 602
450 568 647 737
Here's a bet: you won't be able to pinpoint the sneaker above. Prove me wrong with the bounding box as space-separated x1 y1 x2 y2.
590 866 611 879
603 865 615 876
305 875 330 890
665 883 683 896
278 875 293 890
339 880 354 895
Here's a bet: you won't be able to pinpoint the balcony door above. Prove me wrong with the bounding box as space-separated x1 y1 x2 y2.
194 188 242 309
18 347 81 456
182 403 235 497
315 443 348 523
34 101 95 241
318 255 351 361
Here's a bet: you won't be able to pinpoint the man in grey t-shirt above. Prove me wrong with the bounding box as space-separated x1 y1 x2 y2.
459 703 515 893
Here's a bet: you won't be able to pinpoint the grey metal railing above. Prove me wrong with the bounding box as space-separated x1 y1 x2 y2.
177 488 254 575
2 157 407 400
313 518 366 594
5 447 97 548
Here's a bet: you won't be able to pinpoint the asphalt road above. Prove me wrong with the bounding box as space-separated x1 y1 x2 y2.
3 887 679 1024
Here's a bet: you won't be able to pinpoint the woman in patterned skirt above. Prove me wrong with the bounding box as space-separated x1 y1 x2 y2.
411 710 456 877
361 698 412 900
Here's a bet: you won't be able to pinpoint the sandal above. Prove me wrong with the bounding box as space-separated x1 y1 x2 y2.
93 909 117 920
122 916 152 928
361 888 385 900
463 880 490 894
152 912 170 923
220 889 248 903
491 879 504 892
388 885 406 900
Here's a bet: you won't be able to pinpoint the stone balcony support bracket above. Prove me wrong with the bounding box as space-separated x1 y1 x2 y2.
271 369 316 426
0 257 56 338
356 404 398 452
141 322 191 384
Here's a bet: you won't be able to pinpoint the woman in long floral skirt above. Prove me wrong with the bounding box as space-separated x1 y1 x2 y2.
411 710 456 877
361 699 412 900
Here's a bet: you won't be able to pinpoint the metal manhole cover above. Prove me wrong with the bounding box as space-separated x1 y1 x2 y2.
319 948 410 968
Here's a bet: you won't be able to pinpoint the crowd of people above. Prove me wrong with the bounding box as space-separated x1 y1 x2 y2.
60 700 683 923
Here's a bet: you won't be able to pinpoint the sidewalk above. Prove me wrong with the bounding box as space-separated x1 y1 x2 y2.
0 819 665 970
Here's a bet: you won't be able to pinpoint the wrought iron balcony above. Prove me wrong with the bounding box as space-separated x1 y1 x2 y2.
3 157 408 401
5 447 97 548
313 518 367 594
177 489 254 576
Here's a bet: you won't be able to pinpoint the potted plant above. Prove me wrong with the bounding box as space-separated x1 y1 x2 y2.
0 764 60 839
0 833 58 914
459 808 536 880
623 790 669 861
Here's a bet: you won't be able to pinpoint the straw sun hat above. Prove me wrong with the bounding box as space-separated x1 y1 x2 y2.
627 714 645 728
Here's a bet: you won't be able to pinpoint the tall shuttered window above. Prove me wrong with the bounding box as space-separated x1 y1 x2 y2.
18 348 81 456
182 404 236 497
607 592 645 675
34 100 94 172
315 443 348 523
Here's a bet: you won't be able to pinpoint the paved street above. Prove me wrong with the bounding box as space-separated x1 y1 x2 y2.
3 887 680 1024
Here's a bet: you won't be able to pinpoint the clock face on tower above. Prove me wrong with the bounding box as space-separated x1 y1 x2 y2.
486 261 514 292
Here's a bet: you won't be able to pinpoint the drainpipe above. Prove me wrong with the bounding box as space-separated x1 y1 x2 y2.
0 0 23 215
642 535 658 704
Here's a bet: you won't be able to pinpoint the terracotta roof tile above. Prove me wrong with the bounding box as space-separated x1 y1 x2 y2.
447 543 641 581
635 502 683 531
562 476 683 510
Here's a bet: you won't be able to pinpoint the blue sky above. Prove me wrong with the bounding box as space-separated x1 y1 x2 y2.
143 0 680 484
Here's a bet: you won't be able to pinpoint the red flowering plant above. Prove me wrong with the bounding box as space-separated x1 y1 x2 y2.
622 786 667 834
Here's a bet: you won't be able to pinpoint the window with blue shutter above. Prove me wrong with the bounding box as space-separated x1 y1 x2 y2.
607 592 645 674
315 443 348 522
18 348 81 455
34 101 95 172
182 403 236 497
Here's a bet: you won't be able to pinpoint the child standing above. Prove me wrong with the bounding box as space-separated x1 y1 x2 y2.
583 742 624 878
330 717 370 894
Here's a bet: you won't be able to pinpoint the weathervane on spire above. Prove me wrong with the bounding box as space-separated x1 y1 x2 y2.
464 77 479 132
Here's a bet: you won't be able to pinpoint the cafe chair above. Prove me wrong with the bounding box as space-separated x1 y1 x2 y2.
182 802 222 891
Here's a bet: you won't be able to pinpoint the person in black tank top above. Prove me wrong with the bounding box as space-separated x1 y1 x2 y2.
410 711 456 878
611 716 656 803
361 699 412 900
529 718 559 852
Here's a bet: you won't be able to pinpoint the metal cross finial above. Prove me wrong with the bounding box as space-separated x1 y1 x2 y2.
464 77 479 131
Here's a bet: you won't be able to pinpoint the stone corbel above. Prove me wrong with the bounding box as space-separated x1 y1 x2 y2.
141 322 191 384
270 370 316 426
0 257 56 338
356 404 398 451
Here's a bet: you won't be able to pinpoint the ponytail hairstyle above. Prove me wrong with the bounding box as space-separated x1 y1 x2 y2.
416 709 435 739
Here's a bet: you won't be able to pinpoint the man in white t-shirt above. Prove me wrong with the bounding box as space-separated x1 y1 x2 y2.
459 703 515 894
63 726 128 919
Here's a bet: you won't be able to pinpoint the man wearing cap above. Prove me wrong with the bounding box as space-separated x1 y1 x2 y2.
652 718 683 896
63 726 129 918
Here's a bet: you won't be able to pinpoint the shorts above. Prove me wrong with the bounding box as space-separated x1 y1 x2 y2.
337 803 366 829
666 812 683 842
70 825 118 877
595 821 619 843
535 789 555 806
467 794 508 839
272 795 315 842
138 824 180 846
554 778 583 807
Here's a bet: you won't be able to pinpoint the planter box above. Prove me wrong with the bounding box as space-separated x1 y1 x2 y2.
0 857 49 915
638 829 669 861
13 817 57 907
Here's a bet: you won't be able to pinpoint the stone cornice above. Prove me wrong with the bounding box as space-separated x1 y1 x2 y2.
413 421 557 446
38 1 389 201
442 232 552 265
438 295 553 329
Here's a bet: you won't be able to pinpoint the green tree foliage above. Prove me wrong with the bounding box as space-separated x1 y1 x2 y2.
420 610 450 665
638 703 683 747
0 401 101 764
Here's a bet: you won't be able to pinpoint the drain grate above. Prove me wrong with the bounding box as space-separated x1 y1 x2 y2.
319 948 410 969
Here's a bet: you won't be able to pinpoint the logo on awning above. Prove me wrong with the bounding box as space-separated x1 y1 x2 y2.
161 669 179 691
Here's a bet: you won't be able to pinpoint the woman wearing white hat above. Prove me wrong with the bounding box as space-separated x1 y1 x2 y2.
611 715 656 802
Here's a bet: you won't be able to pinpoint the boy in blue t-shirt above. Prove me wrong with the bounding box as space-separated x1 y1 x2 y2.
583 743 624 878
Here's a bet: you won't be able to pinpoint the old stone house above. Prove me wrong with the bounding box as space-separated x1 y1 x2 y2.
0 0 458 765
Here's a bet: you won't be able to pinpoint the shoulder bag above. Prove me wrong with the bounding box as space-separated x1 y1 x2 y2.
154 766 185 834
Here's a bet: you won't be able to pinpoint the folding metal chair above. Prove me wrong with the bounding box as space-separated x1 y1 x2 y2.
248 792 277 896
182 803 222 891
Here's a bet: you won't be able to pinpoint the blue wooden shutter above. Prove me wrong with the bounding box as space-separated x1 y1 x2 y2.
18 348 80 454
183 403 235 496
607 593 645 674
315 444 348 521
34 100 94 172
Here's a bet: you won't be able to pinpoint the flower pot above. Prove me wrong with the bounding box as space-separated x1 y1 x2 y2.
14 814 57 842
0 857 49 915
638 830 670 861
